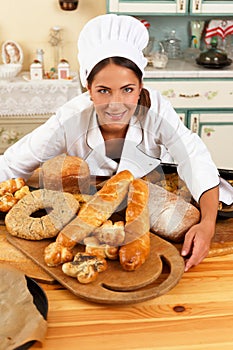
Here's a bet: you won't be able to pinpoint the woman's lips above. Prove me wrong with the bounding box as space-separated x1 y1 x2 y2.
105 111 127 120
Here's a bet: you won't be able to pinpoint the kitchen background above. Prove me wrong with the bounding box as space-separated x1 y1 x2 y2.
1 0 233 73
0 0 106 72
0 0 233 170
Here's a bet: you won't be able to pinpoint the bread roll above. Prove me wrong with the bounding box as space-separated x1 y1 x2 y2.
41 154 90 194
119 179 151 271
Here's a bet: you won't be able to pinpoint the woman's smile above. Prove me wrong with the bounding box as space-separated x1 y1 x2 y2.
88 62 142 135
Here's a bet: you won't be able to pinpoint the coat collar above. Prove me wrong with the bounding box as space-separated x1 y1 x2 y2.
85 112 160 177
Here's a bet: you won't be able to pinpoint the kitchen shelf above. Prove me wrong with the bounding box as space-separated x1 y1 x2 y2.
145 59 233 79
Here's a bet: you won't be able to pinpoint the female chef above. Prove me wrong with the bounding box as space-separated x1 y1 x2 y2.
0 14 232 271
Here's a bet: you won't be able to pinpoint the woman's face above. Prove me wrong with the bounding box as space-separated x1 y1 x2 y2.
88 63 142 136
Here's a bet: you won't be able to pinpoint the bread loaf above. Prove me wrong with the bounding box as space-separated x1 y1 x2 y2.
44 170 134 266
119 179 151 271
41 154 90 194
148 182 200 242
5 189 79 240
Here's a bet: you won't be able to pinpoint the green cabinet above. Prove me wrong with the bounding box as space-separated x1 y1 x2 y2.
144 78 233 170
107 0 233 15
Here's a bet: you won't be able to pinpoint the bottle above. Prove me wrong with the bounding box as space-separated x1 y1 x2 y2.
36 49 44 65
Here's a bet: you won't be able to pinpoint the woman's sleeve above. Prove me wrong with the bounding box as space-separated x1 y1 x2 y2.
154 95 219 202
0 113 66 182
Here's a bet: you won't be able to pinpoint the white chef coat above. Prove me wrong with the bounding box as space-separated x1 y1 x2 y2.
0 88 232 204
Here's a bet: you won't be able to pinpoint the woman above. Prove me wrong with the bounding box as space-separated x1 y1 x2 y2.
0 14 232 271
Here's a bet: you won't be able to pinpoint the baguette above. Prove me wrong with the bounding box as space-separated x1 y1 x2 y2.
44 170 134 266
119 179 150 271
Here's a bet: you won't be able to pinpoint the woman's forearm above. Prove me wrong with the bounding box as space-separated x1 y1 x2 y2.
199 185 219 228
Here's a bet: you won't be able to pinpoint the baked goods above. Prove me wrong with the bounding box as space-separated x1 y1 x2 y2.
119 179 151 271
62 252 108 283
148 182 200 242
0 178 29 212
44 242 74 267
0 194 18 212
84 236 119 260
93 220 125 246
44 170 134 266
0 177 25 196
41 154 90 194
5 189 79 240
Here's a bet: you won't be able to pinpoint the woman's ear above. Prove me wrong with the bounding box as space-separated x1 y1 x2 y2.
87 86 93 101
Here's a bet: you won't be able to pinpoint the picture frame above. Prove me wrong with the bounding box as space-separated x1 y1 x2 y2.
2 40 23 65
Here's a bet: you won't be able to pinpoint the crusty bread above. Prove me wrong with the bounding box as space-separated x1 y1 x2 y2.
44 170 134 266
119 179 151 271
148 182 200 242
41 154 90 194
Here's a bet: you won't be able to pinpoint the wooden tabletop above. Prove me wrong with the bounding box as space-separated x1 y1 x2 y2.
31 218 233 349
33 251 233 350
1 219 233 349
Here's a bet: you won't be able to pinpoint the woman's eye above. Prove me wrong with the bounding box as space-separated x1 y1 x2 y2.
124 87 133 93
98 89 109 94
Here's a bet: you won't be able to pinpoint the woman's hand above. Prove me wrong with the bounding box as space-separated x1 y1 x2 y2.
181 185 219 271
181 220 215 271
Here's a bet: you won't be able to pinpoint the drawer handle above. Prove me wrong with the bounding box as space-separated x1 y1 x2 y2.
179 93 200 98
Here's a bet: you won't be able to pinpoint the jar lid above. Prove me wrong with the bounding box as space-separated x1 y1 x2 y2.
196 41 230 67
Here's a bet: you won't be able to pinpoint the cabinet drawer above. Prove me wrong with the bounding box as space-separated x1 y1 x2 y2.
0 115 50 153
144 80 233 109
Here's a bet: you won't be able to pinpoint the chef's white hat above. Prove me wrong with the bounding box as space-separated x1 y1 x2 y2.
78 14 149 87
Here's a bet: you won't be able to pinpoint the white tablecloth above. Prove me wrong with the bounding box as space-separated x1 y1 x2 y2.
0 73 82 116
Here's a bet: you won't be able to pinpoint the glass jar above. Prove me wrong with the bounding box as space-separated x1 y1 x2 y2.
162 30 182 59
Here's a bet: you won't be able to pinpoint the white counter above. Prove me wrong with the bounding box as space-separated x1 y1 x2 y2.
144 59 233 79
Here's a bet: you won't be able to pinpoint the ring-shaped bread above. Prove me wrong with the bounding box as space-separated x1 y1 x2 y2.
5 189 79 240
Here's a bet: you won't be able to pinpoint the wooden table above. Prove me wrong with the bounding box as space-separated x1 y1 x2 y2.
29 218 233 349
1 219 233 349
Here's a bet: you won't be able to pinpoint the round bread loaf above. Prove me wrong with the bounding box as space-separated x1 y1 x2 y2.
5 189 80 240
41 154 90 194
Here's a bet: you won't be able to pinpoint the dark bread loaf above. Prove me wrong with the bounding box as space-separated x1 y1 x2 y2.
41 154 90 194
148 182 200 242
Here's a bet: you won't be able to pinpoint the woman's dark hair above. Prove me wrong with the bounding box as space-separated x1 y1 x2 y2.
87 57 151 116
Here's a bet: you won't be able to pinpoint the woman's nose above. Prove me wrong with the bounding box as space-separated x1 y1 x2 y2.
110 91 123 103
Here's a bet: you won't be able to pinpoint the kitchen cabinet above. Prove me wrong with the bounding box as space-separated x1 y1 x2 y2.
0 115 50 154
190 0 233 15
107 0 187 14
144 76 233 170
188 111 233 170
107 0 233 15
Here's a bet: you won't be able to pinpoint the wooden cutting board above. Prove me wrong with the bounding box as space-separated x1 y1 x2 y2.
7 232 185 304
0 225 55 284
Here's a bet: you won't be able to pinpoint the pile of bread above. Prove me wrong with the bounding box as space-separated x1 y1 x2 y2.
3 155 200 284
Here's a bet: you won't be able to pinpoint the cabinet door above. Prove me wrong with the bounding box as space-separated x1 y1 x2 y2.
190 0 233 14
188 111 233 170
107 0 187 14
0 115 50 154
